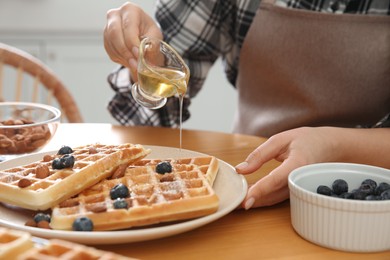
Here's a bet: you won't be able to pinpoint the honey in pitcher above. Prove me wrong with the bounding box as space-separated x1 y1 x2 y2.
138 66 188 149
138 67 187 99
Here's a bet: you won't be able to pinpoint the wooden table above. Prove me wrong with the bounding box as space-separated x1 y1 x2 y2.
45 123 390 259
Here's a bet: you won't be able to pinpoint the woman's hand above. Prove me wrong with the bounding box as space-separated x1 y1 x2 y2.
236 126 390 209
103 2 163 80
235 127 340 209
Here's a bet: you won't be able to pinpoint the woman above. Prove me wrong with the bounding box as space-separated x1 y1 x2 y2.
103 0 390 209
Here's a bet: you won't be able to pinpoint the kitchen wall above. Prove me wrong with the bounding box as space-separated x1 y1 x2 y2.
0 0 236 132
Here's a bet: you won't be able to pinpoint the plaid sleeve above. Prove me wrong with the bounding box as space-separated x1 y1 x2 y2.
107 0 259 127
156 0 259 91
107 66 160 126
108 0 237 127
107 0 389 128
107 66 191 127
156 0 222 98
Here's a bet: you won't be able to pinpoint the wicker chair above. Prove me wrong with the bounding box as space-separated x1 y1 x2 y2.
0 43 83 123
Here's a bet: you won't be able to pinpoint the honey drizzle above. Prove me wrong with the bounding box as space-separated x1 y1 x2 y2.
179 94 184 150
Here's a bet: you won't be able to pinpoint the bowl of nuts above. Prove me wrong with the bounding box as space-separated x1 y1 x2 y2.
0 102 61 161
288 163 390 253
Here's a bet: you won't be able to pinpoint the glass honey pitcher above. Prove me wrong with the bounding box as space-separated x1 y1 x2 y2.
131 37 190 109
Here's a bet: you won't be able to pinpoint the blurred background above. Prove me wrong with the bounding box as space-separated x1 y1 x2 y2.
0 0 236 132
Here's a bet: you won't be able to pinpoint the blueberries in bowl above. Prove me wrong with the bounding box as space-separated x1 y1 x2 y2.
331 179 348 195
375 182 390 196
381 189 390 200
317 179 390 201
361 179 377 194
317 185 332 196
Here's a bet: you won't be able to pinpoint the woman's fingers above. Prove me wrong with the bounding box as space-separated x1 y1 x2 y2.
103 2 163 69
242 157 300 208
236 134 290 174
104 7 134 67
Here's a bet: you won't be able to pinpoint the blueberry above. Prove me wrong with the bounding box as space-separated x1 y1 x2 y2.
72 217 93 231
339 192 354 199
381 189 390 200
317 185 332 196
110 183 130 200
52 158 62 169
332 179 348 195
156 161 172 174
365 195 381 201
359 183 374 195
52 154 75 169
375 182 390 196
352 190 367 200
58 146 73 155
362 179 377 190
62 154 75 168
33 212 51 223
113 198 129 209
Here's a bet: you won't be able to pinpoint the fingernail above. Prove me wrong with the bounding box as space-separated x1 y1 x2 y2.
244 197 255 210
235 162 248 171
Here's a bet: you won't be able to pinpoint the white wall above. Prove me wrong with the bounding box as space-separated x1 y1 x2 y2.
0 0 236 133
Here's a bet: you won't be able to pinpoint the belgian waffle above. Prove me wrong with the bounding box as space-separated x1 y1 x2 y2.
0 227 34 259
50 156 219 231
0 143 150 210
18 239 136 260
0 227 135 259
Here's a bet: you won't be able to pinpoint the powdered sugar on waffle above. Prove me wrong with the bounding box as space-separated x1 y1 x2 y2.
50 156 219 231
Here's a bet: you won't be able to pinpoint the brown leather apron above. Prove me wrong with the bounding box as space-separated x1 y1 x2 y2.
234 0 390 137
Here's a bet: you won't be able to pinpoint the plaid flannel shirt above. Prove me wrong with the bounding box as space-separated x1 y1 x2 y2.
107 0 390 128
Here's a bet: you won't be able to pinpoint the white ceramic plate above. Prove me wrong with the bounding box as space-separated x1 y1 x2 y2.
0 145 247 244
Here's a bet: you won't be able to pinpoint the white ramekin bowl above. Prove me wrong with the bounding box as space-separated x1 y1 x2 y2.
288 163 390 253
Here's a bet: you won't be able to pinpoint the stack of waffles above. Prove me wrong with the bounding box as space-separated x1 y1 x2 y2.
0 143 150 211
0 227 135 259
0 143 220 232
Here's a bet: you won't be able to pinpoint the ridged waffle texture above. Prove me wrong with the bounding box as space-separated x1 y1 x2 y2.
17 239 136 259
132 157 219 186
0 227 34 259
0 227 135 259
50 156 219 231
0 143 150 210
